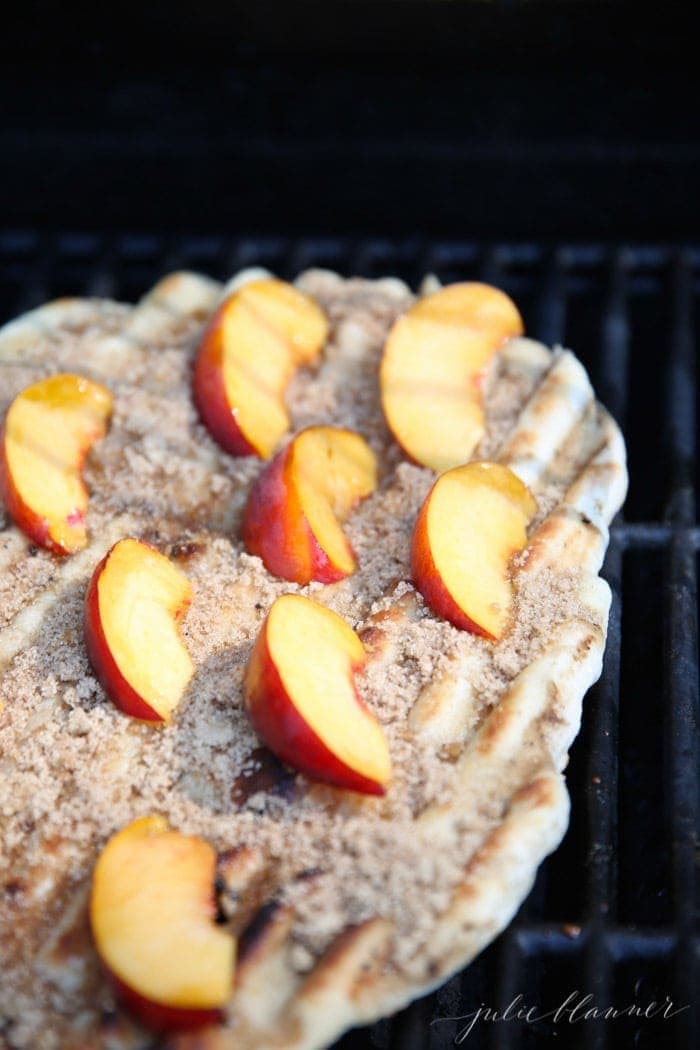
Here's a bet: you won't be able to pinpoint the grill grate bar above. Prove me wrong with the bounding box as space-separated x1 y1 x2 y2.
493 930 521 1050
582 533 622 1050
598 249 630 432
13 231 53 314
666 251 696 526
480 244 506 288
664 536 699 1048
513 924 680 956
535 249 568 346
663 250 699 1048
159 234 190 278
85 236 118 300
615 523 700 550
614 522 670 547
578 245 633 1050
388 994 433 1050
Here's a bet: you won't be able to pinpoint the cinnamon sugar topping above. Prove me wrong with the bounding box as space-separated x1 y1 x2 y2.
0 271 604 1048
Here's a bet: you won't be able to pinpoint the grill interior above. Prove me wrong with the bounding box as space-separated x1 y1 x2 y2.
0 232 697 1049
3 5 699 241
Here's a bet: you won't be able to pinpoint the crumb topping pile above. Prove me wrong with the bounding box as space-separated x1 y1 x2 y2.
0 271 601 1047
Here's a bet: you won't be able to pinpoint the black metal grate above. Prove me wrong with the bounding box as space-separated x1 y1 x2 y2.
1 232 697 1050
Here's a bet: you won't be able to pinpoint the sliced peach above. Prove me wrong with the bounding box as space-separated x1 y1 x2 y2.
380 283 523 471
244 594 391 795
241 426 377 584
84 538 194 722
90 816 235 1032
0 373 112 554
192 278 328 459
411 462 537 639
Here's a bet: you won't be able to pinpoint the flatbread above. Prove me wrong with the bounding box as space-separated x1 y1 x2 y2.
0 269 627 1050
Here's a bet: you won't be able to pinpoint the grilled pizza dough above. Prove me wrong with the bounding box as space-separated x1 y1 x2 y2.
0 269 627 1049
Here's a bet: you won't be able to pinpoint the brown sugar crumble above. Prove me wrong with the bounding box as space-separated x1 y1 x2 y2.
0 270 604 1048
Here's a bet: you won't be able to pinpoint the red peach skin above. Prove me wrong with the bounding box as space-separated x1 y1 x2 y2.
0 424 65 553
245 623 384 795
411 500 493 639
111 974 223 1033
241 441 348 584
192 308 258 458
84 550 165 721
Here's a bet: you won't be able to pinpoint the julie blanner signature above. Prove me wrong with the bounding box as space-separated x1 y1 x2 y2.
432 991 690 1044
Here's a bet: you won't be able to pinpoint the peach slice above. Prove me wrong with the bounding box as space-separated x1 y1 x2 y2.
84 538 194 722
192 278 328 458
90 816 235 1032
380 283 523 471
411 462 537 639
0 373 112 554
244 594 391 795
241 426 377 584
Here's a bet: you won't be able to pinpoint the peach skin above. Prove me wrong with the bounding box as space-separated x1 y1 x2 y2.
411 461 536 639
244 594 391 795
241 426 377 584
0 373 112 554
192 278 328 459
84 538 193 722
90 816 235 1032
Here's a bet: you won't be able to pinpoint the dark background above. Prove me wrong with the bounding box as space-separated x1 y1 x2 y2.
2 1 699 241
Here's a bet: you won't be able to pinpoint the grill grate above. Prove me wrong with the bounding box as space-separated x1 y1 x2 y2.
0 232 697 1050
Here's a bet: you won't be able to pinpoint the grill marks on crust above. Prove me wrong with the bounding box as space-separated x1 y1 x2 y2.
0 272 627 1050
499 349 595 488
417 614 607 839
179 780 574 1049
192 591 608 1047
197 333 624 1047
355 336 610 778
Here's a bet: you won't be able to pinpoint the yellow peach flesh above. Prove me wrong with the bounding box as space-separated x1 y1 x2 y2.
269 595 391 787
219 280 328 458
293 428 377 575
221 299 294 458
97 539 193 720
381 315 493 473
4 374 111 551
241 278 328 364
381 283 523 472
426 463 536 638
90 816 234 1009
